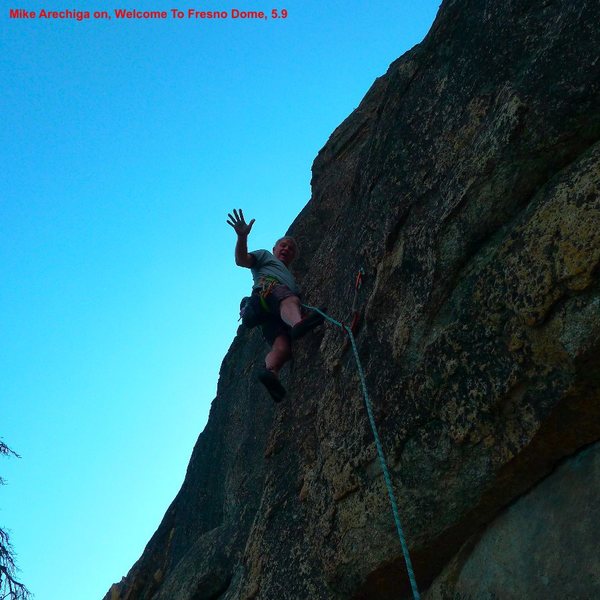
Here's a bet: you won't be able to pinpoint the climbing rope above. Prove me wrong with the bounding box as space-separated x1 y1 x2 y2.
301 303 421 600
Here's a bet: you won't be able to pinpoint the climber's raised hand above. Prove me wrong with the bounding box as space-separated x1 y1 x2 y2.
227 208 255 237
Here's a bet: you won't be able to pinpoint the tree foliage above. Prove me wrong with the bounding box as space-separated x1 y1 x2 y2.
0 441 30 600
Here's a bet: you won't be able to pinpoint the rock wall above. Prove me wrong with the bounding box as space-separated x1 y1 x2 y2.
105 0 600 598
426 442 600 599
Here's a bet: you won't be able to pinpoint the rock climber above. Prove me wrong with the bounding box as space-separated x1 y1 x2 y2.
227 208 323 402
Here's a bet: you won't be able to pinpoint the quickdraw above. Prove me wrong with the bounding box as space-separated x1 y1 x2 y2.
349 267 364 334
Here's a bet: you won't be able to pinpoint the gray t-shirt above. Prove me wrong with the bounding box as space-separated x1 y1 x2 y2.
250 249 299 294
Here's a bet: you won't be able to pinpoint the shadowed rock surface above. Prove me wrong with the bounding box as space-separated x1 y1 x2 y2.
426 442 600 600
105 0 600 598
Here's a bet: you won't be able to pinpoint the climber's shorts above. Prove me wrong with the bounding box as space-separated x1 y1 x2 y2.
253 284 298 345
261 316 290 346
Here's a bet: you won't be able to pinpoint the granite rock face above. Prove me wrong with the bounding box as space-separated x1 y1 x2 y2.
425 442 600 600
105 0 600 598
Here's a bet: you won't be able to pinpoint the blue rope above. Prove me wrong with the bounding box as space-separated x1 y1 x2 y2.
302 304 421 600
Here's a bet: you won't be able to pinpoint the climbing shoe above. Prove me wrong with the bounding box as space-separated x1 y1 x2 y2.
257 369 287 403
290 309 325 341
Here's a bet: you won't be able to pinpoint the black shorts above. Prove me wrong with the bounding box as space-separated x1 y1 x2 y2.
252 284 297 346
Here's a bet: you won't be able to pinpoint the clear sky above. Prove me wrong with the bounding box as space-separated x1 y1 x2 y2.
1 2 440 598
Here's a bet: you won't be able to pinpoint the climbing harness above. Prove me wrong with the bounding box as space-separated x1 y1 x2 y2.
258 276 279 312
239 277 280 326
301 303 421 600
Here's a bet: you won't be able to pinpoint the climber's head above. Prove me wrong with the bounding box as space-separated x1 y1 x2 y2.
273 236 298 266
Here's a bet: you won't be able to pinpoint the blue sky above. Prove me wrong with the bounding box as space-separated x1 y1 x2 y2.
1 2 440 598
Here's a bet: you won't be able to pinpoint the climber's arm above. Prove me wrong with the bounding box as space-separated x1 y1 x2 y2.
227 209 255 268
